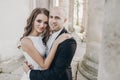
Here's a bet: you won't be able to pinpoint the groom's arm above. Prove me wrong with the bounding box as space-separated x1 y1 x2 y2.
29 39 77 80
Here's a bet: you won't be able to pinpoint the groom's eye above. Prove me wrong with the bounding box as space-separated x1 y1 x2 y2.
55 16 60 19
49 16 53 18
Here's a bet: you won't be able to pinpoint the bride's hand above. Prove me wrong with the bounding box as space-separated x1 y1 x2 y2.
54 33 72 45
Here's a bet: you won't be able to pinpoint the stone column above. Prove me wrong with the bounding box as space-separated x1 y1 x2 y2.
68 0 74 32
29 0 50 12
36 0 49 9
80 0 88 34
58 0 74 32
59 0 69 24
78 0 103 80
98 0 120 80
49 0 54 9
29 0 36 12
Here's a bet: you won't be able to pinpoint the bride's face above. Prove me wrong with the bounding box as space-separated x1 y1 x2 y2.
33 13 48 34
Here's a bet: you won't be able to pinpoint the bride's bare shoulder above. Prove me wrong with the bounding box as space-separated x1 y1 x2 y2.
21 37 33 49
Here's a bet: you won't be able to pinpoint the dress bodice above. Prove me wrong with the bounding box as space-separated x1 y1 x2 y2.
20 36 46 70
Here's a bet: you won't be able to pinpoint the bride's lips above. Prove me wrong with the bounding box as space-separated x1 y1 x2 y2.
40 27 45 31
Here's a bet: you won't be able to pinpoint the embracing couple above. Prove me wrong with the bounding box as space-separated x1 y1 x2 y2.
19 7 77 80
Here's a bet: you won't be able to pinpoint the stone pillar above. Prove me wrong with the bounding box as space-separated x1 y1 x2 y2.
49 0 54 9
78 0 103 79
59 0 69 21
29 0 50 12
58 0 74 32
29 0 36 12
68 0 74 32
98 0 120 80
80 0 88 34
36 0 49 9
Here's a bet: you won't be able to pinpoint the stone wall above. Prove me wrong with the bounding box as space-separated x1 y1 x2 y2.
0 0 29 62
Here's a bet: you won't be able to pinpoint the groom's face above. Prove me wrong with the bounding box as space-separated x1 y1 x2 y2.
49 8 66 32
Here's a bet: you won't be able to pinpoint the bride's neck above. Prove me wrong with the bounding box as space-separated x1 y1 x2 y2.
29 31 41 37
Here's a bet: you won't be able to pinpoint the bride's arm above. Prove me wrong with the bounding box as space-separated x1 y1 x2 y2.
21 34 71 69
21 38 58 70
44 33 72 69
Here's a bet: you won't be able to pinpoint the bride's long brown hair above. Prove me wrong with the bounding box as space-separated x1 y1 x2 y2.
20 8 50 45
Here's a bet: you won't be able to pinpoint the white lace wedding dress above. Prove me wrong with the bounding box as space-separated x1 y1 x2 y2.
20 36 46 80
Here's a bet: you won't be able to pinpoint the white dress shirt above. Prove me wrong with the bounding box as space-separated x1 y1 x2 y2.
46 28 63 56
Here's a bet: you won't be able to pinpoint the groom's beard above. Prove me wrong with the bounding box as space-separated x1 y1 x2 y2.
50 27 62 33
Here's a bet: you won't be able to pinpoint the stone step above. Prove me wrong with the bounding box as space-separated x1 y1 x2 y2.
0 56 24 73
0 73 20 80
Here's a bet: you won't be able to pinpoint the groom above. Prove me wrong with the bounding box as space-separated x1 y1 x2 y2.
23 7 77 80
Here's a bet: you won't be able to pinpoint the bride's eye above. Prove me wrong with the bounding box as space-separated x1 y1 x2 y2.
44 21 48 25
37 20 42 23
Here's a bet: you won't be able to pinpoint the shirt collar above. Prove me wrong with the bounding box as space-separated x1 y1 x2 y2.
51 27 63 38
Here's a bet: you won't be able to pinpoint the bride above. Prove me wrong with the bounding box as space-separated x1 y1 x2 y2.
18 8 71 80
